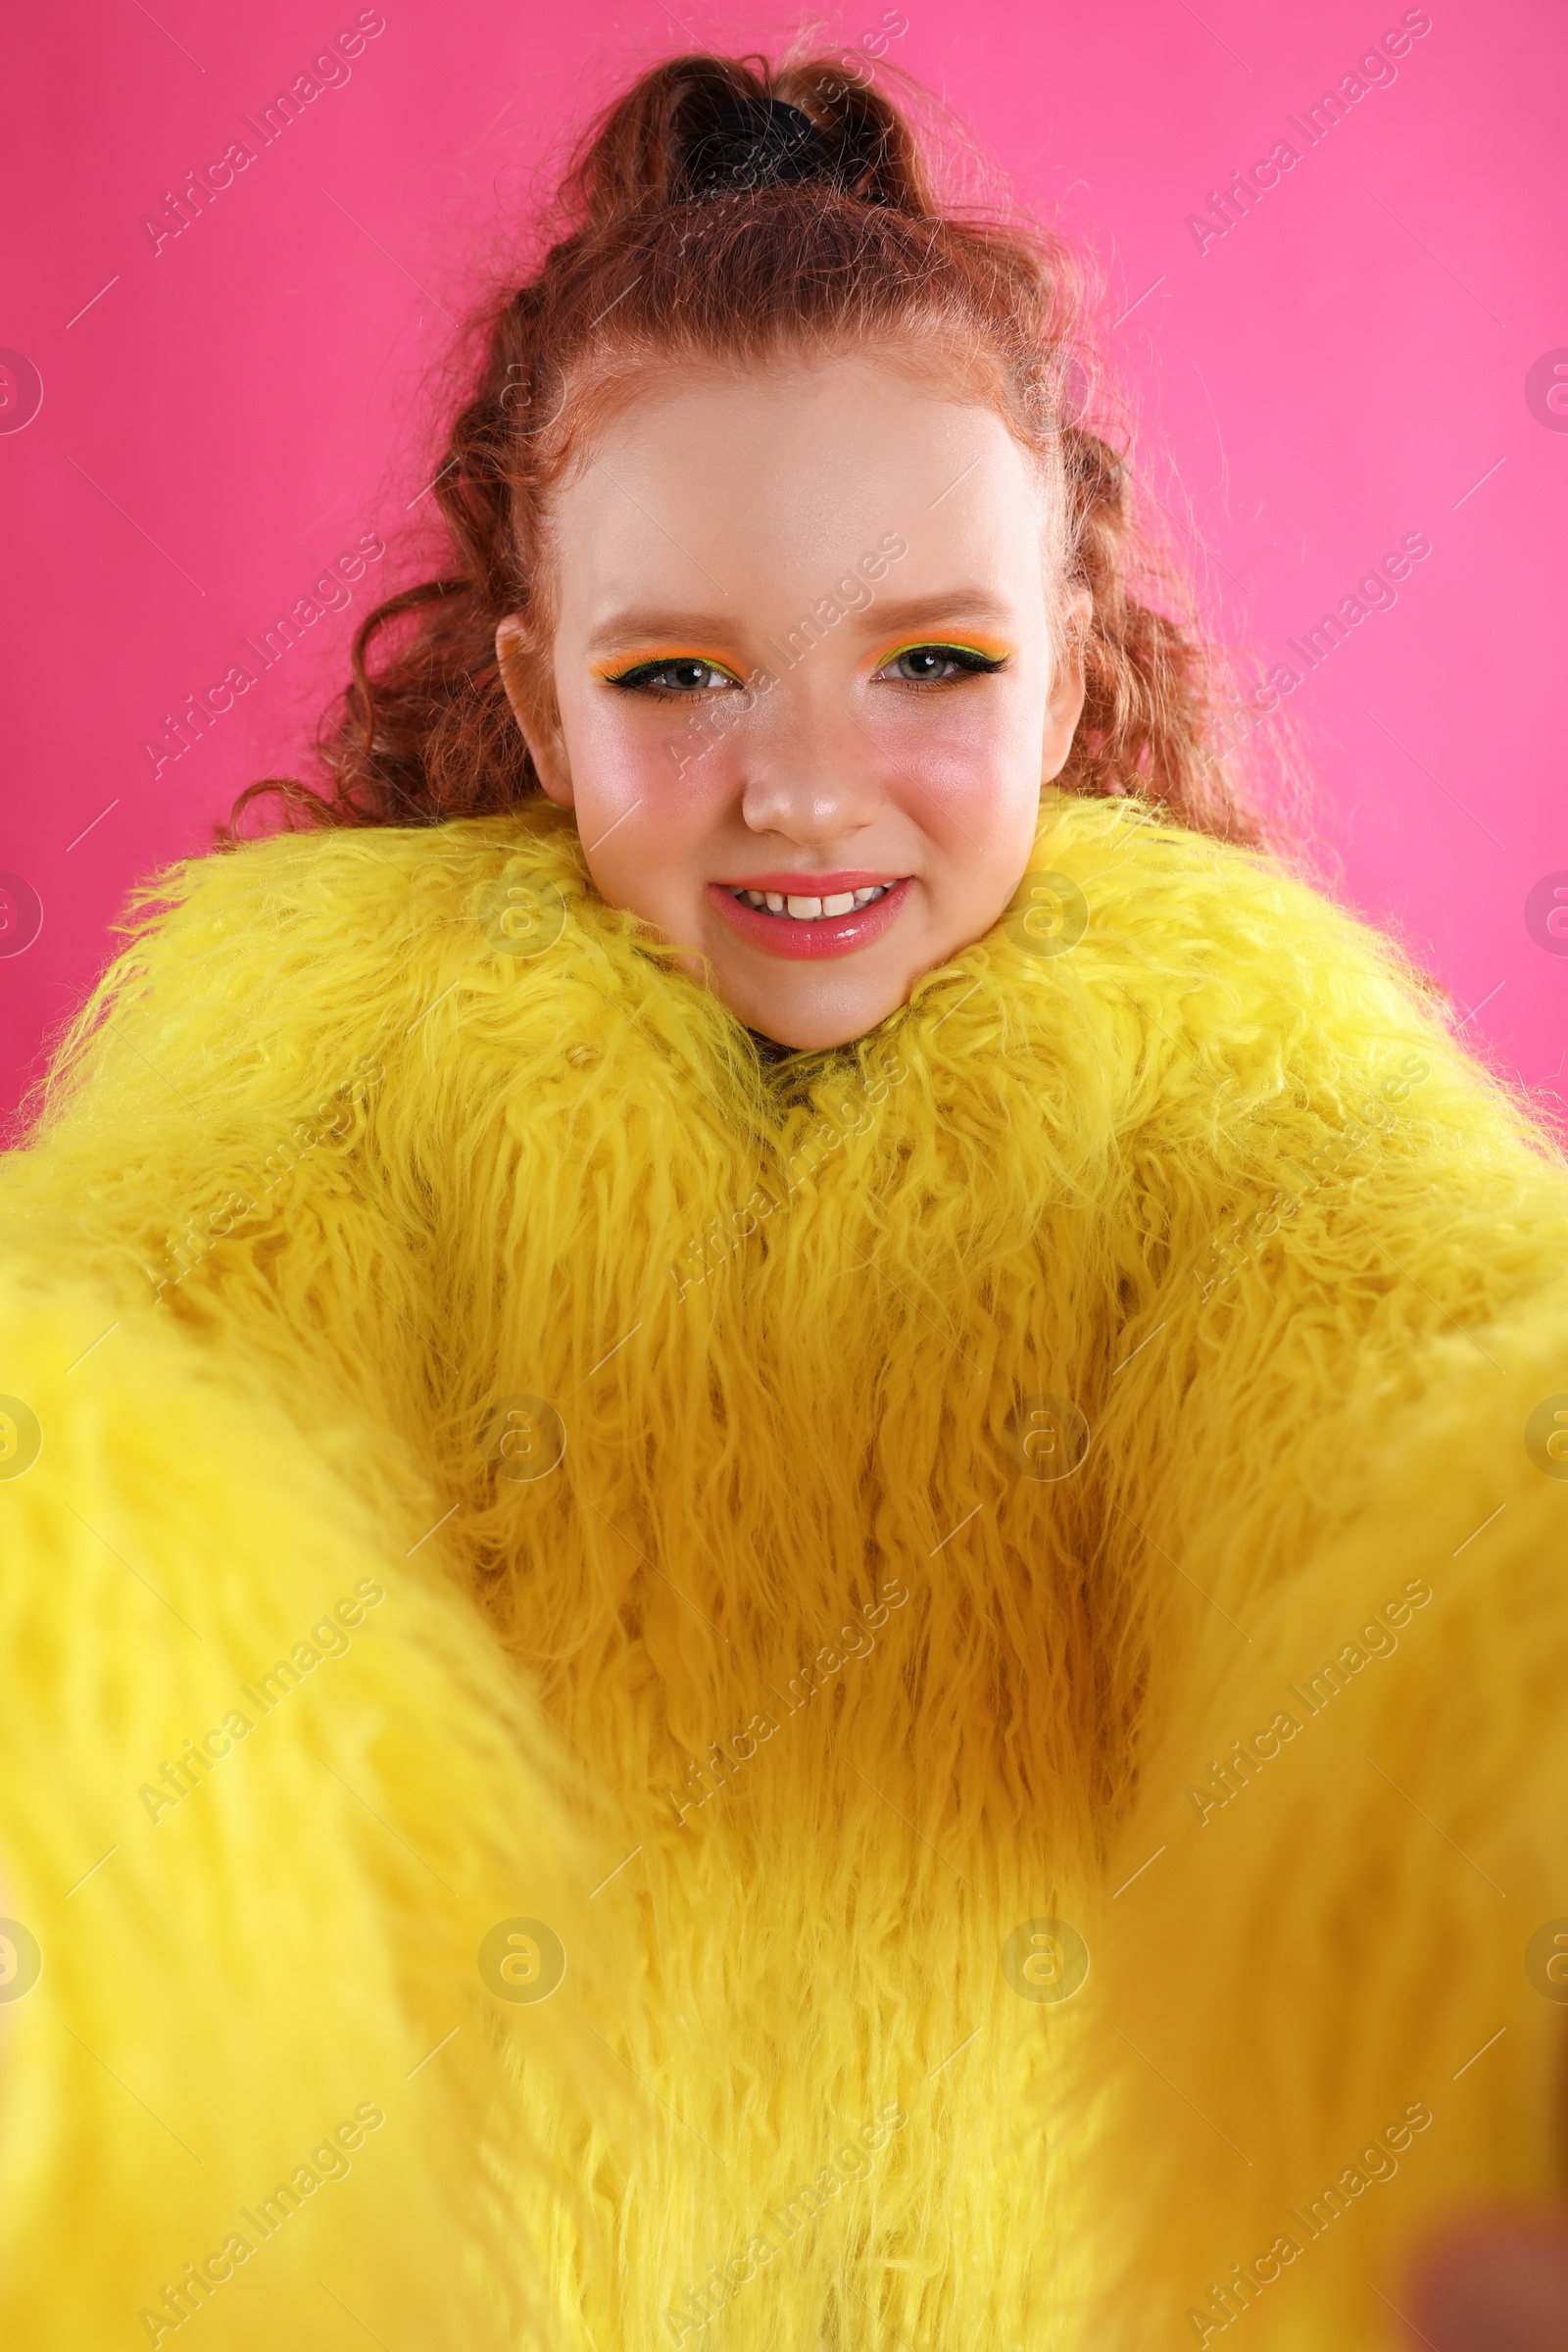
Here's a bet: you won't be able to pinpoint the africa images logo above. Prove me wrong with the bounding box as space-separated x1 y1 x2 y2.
1186 11 1434 255
138 13 387 259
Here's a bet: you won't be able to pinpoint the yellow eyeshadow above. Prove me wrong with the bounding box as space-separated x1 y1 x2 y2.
870 634 1013 666
592 647 741 681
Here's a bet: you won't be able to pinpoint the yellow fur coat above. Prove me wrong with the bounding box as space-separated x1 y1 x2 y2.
2 787 1566 2350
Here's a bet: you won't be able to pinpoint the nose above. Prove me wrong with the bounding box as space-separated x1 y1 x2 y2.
738 677 885 847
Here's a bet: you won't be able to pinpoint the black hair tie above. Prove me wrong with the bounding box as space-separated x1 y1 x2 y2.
677 93 839 201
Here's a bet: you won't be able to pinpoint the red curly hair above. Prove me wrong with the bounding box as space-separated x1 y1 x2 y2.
220 49 1279 852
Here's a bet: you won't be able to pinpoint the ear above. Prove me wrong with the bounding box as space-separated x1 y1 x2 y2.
1041 585 1092 783
495 615 573 808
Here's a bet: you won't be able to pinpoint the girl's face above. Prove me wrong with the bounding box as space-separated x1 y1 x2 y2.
498 352 1088 1050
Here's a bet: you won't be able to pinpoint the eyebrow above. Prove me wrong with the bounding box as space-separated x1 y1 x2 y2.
849 589 1015 633
586 587 1016 656
586 610 736 657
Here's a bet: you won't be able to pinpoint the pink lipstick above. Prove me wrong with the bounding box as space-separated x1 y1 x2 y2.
707 873 913 960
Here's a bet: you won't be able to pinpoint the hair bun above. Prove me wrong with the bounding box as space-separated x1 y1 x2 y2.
674 92 839 201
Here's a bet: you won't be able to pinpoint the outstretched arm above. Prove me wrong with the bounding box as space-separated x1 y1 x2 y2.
0 1255 618 2347
1059 1268 1568 2350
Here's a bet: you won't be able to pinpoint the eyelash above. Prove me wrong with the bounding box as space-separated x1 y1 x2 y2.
601 643 1008 702
602 659 742 702
877 644 1007 689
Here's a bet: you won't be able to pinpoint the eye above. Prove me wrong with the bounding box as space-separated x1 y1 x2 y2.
603 657 740 698
874 643 1008 685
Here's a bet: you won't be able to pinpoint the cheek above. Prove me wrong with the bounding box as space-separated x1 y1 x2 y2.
562 688 735 902
875 685 1044 852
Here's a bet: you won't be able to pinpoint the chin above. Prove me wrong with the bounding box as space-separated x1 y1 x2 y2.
729 981 905 1054
750 1014 869 1053
719 929 968 1052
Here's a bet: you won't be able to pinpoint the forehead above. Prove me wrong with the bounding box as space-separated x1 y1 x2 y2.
548 352 1052 618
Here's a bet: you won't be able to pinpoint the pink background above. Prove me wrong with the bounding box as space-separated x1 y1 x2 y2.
4 0 1565 1123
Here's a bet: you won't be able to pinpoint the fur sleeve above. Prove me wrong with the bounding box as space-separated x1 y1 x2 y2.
1058 1275 1568 2348
0 1254 628 2346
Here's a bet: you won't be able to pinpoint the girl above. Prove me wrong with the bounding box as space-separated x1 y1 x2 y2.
2 50 1565 2352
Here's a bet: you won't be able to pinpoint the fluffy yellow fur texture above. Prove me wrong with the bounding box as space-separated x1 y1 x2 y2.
2 786 1566 2350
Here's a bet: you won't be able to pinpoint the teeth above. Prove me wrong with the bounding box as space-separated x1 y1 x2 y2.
730 882 898 919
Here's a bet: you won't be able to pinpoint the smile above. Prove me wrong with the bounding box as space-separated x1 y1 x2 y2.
706 875 913 962
727 883 895 919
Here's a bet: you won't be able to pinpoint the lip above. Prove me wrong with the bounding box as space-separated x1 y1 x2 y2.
720 870 904 893
707 876 912 960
